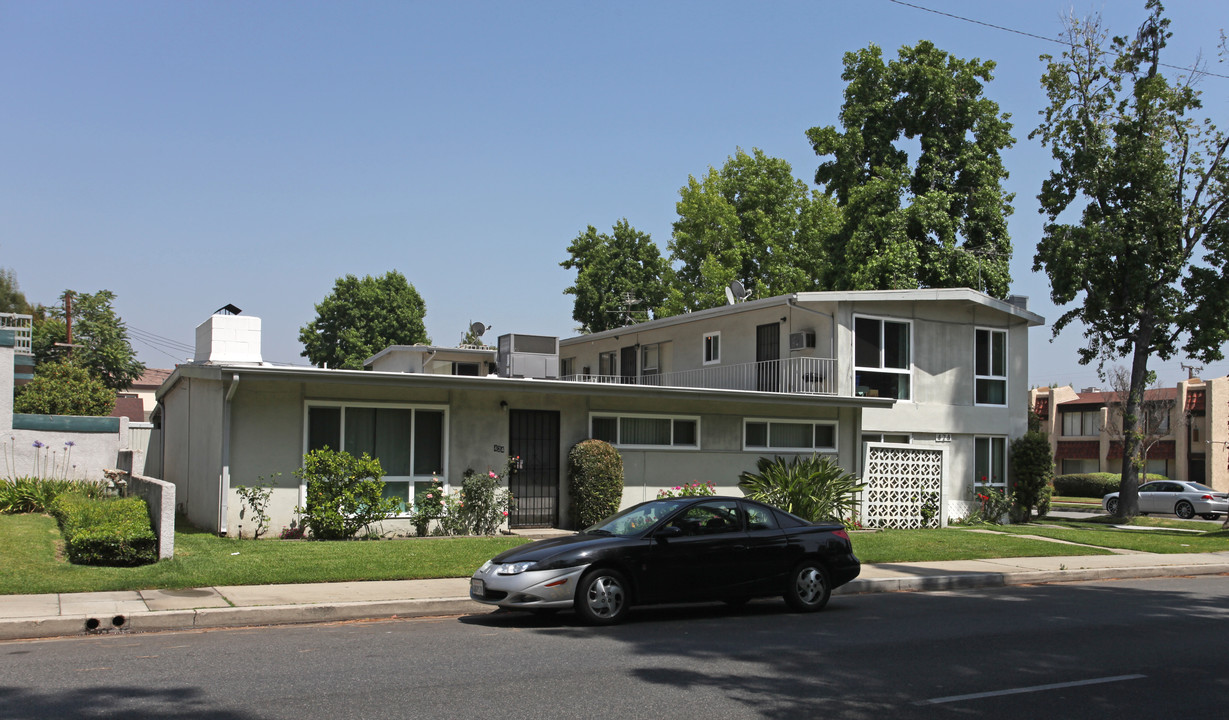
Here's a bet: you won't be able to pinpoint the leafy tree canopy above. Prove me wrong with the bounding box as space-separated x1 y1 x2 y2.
1031 0 1228 516
299 270 429 369
33 290 144 391
15 360 115 416
0 268 32 314
663 148 839 314
807 40 1015 296
561 220 670 333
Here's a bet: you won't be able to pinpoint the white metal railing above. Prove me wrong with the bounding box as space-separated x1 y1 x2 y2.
0 313 32 355
562 356 836 395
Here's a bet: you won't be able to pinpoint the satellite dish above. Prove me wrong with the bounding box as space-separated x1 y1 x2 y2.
469 322 490 338
727 280 751 303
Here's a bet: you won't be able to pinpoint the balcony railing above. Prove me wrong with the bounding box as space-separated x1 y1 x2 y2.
562 356 836 395
0 313 32 355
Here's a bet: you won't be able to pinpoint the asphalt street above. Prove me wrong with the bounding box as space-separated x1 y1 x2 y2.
2 575 1228 720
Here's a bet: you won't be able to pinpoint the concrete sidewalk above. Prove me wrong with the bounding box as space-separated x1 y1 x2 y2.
3 551 1228 641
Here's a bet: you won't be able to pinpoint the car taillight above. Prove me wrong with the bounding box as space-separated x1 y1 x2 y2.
833 529 850 542
1202 494 1214 500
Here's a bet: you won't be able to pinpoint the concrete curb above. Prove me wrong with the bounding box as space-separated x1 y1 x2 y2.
3 564 1226 642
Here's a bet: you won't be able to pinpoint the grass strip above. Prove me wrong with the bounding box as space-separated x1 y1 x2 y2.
0 514 528 596
992 518 1229 554
850 528 1114 564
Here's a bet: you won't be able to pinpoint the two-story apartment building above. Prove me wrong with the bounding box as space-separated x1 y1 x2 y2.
1029 378 1228 490
154 288 1042 536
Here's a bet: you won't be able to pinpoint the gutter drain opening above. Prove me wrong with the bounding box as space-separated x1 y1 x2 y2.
85 618 101 631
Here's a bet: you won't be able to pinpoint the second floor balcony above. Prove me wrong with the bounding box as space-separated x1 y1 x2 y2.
561 356 837 396
0 313 32 355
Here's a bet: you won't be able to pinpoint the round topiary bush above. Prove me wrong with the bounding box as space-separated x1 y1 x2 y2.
568 439 624 529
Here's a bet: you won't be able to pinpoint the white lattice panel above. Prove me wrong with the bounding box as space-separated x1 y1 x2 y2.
861 443 946 529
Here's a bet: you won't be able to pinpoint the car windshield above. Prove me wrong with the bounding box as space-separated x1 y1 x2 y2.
1188 482 1217 493
584 500 686 537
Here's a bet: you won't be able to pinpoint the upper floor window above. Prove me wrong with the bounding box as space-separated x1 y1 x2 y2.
560 357 574 378
591 413 699 449
1061 409 1101 436
598 351 616 377
744 419 837 453
974 328 1007 406
703 332 721 365
854 316 911 400
642 343 660 372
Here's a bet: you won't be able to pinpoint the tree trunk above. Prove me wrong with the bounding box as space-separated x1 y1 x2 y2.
1116 332 1154 518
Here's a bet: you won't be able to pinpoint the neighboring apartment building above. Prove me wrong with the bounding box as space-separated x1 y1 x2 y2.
1029 378 1229 491
154 288 1042 535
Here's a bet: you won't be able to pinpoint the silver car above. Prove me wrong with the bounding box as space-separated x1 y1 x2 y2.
1103 480 1229 520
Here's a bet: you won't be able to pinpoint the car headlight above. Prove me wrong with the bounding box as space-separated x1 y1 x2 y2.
495 561 537 575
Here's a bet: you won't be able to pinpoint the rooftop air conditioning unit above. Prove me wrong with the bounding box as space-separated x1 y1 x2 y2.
497 334 559 379
789 330 816 350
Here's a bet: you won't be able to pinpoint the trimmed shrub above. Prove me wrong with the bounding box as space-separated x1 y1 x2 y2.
1010 431 1053 521
739 455 865 524
1053 472 1169 498
294 448 399 540
49 494 157 566
568 440 624 529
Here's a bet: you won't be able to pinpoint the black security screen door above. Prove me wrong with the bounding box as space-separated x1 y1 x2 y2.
757 322 781 392
508 409 561 528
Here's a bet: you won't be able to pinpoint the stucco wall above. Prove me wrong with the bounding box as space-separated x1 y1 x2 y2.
161 376 225 532
4 422 128 481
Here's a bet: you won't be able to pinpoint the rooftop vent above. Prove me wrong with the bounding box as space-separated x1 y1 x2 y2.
497 334 558 379
1005 294 1029 311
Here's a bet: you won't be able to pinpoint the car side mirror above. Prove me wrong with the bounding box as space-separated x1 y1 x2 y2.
655 525 682 540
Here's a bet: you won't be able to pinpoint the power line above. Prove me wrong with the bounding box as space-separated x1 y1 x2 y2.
886 0 1229 80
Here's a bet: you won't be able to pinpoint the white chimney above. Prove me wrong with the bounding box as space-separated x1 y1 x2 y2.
195 314 263 364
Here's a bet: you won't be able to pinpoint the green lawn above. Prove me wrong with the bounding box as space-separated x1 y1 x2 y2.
0 514 528 595
850 528 1115 564
990 517 1229 554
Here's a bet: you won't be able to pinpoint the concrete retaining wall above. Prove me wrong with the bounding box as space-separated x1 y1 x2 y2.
127 474 176 560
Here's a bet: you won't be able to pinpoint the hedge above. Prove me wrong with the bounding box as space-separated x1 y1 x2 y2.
49 493 157 566
568 439 624 529
1053 472 1169 498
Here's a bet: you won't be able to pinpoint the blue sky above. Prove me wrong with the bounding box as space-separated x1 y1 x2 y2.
3 0 1227 389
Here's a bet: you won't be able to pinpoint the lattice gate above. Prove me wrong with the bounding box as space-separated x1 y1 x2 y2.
861 443 947 529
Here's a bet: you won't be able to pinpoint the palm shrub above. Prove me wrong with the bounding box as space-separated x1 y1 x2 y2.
1009 431 1053 522
293 449 399 539
568 439 623 528
738 455 864 523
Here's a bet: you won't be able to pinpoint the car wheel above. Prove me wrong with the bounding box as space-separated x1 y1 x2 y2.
575 568 630 625
784 561 831 613
1201 513 1220 521
1106 497 1119 515
1175 501 1196 519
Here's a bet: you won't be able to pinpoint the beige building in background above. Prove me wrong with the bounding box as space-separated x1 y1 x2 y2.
1029 377 1228 492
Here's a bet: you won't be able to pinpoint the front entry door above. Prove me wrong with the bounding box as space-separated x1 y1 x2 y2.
508 410 560 528
756 322 781 392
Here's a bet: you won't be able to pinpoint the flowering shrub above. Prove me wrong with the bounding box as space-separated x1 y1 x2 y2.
657 481 716 499
293 449 399 540
414 458 515 536
967 485 1012 525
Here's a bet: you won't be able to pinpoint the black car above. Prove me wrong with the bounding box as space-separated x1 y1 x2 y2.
470 496 861 624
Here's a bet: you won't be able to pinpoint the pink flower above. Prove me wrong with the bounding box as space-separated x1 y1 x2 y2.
489 471 498 478
501 511 508 516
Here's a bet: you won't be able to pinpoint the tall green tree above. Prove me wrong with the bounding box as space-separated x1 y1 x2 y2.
0 268 32 314
1032 1 1229 518
807 41 1015 296
561 220 670 333
299 270 429 369
664 148 839 314
15 360 115 416
33 290 144 391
